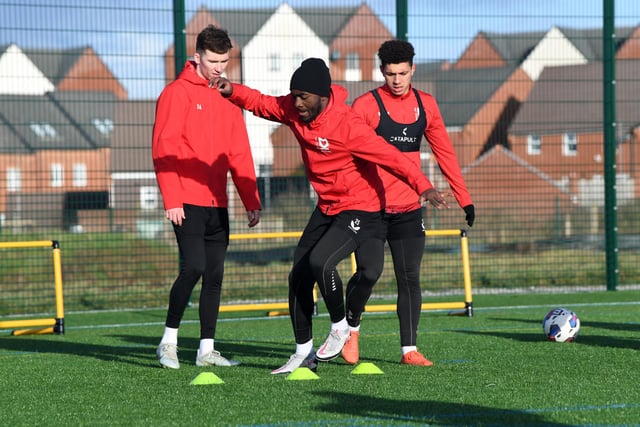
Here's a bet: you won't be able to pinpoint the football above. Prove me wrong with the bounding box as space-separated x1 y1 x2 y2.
542 308 580 342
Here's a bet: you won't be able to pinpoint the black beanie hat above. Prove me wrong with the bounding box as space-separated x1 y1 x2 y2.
289 58 331 97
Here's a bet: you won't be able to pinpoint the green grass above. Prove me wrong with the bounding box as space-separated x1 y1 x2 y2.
1 291 639 426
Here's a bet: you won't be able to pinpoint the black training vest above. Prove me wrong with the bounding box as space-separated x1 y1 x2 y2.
371 88 427 152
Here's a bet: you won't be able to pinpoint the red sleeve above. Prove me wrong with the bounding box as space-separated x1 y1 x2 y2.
229 84 292 125
351 91 381 129
345 112 433 196
421 93 473 207
151 84 187 210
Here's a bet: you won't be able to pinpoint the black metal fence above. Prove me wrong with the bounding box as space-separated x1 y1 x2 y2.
1 1 639 316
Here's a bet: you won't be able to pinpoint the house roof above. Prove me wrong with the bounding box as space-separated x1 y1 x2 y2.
203 8 275 48
295 6 361 44
110 100 156 172
0 94 97 151
413 65 519 127
22 46 88 85
557 26 637 60
206 5 361 47
463 145 574 203
48 91 117 148
0 109 31 153
482 30 546 65
473 25 637 65
509 60 640 136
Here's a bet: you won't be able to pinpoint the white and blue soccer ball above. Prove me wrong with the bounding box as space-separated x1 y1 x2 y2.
543 308 580 342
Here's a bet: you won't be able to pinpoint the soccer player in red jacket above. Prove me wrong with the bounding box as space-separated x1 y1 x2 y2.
214 58 451 374
342 40 475 366
152 25 261 369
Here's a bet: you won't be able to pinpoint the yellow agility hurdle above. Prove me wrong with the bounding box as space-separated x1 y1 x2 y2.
224 229 473 317
0 240 65 335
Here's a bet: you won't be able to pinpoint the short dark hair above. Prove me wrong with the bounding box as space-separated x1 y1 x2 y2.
196 25 232 55
377 39 415 66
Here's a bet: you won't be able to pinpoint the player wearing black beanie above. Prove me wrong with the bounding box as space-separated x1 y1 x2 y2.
289 58 331 97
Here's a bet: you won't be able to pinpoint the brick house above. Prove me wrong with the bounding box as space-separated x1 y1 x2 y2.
23 46 127 99
508 60 640 202
0 92 113 230
0 44 121 231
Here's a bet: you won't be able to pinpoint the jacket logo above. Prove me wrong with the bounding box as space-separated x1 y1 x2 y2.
317 137 330 153
196 103 203 110
402 127 407 136
348 218 361 234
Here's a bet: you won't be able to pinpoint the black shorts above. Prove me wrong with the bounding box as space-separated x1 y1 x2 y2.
332 209 386 245
384 208 425 241
299 208 386 251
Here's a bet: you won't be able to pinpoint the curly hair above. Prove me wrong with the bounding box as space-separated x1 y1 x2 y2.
377 39 415 66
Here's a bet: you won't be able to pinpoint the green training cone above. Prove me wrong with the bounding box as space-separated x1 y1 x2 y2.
285 367 320 381
351 362 384 375
190 371 225 385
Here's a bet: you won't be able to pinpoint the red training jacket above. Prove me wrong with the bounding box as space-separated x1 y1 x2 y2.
229 83 433 215
152 61 261 212
352 84 473 213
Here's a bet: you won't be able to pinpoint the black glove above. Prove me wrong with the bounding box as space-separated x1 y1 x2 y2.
463 204 475 227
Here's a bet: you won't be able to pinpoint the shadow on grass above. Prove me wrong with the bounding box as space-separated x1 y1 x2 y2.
313 391 571 426
0 335 157 367
489 316 640 333
0 333 293 369
456 317 640 350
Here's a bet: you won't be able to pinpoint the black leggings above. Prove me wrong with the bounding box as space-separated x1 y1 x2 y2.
347 209 425 346
289 208 384 344
165 205 229 340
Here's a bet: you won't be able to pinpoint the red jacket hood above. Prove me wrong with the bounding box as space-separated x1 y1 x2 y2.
176 61 206 86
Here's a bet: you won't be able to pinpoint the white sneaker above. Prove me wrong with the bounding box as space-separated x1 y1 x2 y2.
271 351 317 375
196 350 241 367
316 327 350 361
157 343 180 369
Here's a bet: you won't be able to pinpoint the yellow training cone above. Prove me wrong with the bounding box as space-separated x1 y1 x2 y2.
285 367 319 381
351 362 384 375
190 372 225 385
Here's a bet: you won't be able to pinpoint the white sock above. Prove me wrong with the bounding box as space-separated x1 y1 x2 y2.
296 339 313 356
350 325 360 333
402 346 417 355
160 327 178 345
198 339 214 356
331 318 348 331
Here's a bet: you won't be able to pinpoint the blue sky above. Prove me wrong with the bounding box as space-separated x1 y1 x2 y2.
1 0 638 99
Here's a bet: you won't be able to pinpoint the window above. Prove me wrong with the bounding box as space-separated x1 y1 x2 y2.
527 134 541 155
72 163 87 187
562 132 577 156
345 52 361 81
268 53 280 72
50 163 63 187
7 167 21 192
140 186 159 210
29 122 58 139
92 118 114 136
